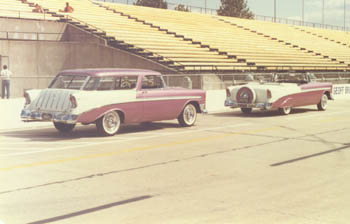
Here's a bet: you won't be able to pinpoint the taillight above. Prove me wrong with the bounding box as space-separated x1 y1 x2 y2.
267 89 272 99
70 95 77 108
226 88 231 97
24 91 31 105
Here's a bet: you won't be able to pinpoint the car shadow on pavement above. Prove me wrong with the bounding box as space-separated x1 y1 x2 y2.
119 122 181 135
211 108 318 118
0 122 182 142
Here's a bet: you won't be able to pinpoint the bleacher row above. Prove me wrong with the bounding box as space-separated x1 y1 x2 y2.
1 0 349 73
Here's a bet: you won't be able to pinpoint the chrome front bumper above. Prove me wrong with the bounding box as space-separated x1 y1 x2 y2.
224 99 273 110
21 109 77 124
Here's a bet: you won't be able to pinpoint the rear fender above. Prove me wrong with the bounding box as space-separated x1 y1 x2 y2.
272 96 294 109
77 106 125 124
95 108 125 123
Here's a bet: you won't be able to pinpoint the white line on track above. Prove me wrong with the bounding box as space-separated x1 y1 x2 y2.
0 123 253 157
0 148 43 152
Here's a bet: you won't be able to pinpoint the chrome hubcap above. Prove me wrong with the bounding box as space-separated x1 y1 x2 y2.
103 112 120 134
184 105 196 125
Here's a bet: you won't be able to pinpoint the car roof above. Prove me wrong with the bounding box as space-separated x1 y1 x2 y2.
58 68 161 77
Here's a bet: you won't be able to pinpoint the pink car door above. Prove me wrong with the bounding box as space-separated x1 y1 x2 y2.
112 75 143 123
138 75 183 122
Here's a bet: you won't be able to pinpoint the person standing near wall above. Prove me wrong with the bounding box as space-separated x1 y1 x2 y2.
1 65 12 99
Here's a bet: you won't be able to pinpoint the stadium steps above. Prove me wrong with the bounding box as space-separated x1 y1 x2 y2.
99 2 347 72
78 0 250 73
294 26 350 48
19 0 186 72
97 2 256 72
218 17 350 70
97 7 243 72
216 17 350 71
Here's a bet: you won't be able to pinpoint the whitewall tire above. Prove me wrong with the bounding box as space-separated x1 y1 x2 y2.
317 94 328 111
279 107 291 115
96 111 121 136
178 104 197 127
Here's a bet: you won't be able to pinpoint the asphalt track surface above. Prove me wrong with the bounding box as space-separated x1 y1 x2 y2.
0 100 350 224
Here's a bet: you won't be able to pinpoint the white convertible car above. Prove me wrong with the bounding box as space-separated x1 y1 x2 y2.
225 73 333 115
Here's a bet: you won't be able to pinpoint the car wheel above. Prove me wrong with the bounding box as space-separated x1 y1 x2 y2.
317 94 328 111
53 122 75 133
279 107 291 115
96 111 121 136
241 108 252 114
178 103 197 127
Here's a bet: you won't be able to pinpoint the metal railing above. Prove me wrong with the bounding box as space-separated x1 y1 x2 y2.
255 15 350 32
0 30 63 41
163 72 350 90
176 64 350 74
0 8 50 20
0 30 108 42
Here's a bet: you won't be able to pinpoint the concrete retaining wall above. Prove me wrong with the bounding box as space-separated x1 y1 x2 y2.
0 40 173 97
0 18 66 41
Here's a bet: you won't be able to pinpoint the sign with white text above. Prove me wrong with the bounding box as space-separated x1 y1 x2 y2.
332 84 350 99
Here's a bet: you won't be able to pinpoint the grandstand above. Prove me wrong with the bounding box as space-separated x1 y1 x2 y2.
99 2 349 72
0 0 349 96
219 16 350 68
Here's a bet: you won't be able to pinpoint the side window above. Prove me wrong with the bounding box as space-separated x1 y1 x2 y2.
114 76 137 90
97 77 114 91
67 76 87 90
50 75 87 89
142 75 164 89
84 77 99 90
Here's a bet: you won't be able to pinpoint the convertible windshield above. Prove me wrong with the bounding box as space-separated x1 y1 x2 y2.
274 73 309 84
49 74 88 90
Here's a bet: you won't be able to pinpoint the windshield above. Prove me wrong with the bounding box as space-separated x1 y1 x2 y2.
49 74 88 90
273 73 308 84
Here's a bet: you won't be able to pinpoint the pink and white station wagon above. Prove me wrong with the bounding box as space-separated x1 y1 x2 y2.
225 73 333 115
21 69 206 136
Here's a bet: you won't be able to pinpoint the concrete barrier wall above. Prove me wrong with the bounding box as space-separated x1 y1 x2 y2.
0 40 173 97
62 24 106 44
0 18 66 33
0 18 67 41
